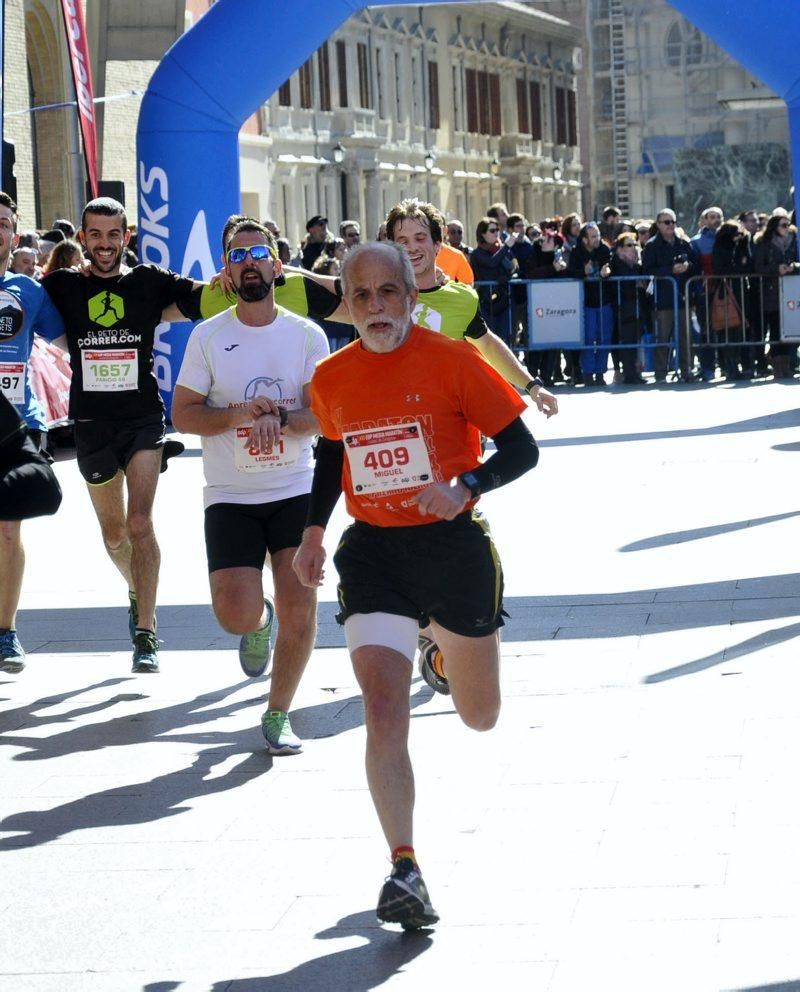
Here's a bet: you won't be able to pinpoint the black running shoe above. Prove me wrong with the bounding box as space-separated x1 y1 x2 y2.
376 858 439 930
160 439 185 474
418 635 449 696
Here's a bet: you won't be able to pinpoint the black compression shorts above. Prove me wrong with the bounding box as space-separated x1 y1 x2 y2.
204 493 310 573
333 510 505 638
74 414 165 485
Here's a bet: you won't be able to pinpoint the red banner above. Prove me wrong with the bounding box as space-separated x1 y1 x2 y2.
59 0 99 199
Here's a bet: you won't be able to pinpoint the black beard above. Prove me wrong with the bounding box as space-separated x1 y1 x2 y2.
87 245 123 273
236 274 272 302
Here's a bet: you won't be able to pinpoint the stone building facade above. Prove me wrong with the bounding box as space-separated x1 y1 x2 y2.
2 0 182 230
250 3 583 246
2 1 581 245
534 0 790 226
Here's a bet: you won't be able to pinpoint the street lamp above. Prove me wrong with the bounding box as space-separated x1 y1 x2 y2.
489 156 501 201
331 142 347 220
423 149 436 199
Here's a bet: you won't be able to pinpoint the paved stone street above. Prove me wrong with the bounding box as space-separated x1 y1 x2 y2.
1 378 799 991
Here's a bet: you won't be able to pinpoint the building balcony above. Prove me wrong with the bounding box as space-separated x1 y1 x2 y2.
330 107 380 139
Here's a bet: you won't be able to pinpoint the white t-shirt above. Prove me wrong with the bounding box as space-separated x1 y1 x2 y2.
177 305 329 508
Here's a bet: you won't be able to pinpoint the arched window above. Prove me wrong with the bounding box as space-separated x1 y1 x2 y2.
665 20 704 69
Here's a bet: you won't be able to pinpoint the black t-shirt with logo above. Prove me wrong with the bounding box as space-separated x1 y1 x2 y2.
43 265 202 421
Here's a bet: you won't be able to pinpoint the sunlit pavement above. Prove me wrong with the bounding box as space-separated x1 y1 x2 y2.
2 376 799 991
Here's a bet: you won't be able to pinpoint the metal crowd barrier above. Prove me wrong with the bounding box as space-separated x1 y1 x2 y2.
474 275 680 378
683 274 794 380
472 272 799 381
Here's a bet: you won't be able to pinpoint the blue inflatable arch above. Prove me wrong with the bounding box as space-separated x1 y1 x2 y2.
136 0 800 410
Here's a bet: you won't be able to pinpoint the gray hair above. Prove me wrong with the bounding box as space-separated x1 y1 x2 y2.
340 241 416 297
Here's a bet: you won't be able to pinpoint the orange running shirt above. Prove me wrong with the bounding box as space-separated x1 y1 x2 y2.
310 324 526 527
437 243 474 285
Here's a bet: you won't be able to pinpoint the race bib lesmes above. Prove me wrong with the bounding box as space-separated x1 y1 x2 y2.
234 427 298 472
81 349 138 392
343 421 433 495
0 362 25 406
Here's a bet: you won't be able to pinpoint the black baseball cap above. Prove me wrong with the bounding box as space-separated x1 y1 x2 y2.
306 215 328 230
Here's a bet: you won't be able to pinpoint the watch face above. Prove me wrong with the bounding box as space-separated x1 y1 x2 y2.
462 472 480 496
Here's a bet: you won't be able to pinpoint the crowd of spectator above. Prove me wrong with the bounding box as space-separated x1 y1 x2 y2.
418 200 799 386
285 199 799 386
20 201 797 387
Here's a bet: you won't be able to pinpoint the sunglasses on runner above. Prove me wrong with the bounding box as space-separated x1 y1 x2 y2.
227 244 275 263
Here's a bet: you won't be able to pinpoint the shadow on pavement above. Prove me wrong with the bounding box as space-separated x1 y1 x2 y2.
16 602 346 652
15 571 800 655
539 404 800 448
726 982 800 992
619 511 800 552
203 910 432 992
0 678 431 849
642 620 800 683
0 738 272 849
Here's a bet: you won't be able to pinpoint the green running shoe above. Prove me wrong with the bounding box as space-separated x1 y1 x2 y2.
261 709 302 755
132 630 160 674
0 630 25 673
238 597 275 678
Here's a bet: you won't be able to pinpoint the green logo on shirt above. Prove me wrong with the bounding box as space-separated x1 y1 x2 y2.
88 290 125 327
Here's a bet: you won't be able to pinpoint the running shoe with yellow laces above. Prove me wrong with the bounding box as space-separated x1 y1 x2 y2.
238 597 275 678
376 857 439 929
417 635 449 695
261 709 302 756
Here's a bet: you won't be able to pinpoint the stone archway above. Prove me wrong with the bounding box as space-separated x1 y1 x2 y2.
24 0 72 228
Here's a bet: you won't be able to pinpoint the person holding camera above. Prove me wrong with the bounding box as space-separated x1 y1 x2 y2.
753 212 800 379
642 209 698 381
567 222 613 386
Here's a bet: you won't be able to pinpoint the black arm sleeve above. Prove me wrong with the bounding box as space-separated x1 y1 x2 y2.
305 276 343 321
0 396 63 521
467 416 539 494
305 437 344 528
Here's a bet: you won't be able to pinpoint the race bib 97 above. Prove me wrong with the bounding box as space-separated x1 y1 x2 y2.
343 422 433 494
81 349 138 391
0 362 25 406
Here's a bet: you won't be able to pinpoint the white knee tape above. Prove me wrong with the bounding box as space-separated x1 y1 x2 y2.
344 613 418 663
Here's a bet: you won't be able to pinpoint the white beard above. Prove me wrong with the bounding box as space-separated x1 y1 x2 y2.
357 303 413 353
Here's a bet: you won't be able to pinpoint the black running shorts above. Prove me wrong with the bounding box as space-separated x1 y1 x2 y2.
333 511 505 638
74 414 166 485
204 492 310 573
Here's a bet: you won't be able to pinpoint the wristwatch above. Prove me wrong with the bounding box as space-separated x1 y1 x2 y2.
277 407 288 428
458 471 482 498
524 377 544 396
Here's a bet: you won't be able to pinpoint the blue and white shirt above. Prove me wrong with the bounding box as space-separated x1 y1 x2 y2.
0 273 66 430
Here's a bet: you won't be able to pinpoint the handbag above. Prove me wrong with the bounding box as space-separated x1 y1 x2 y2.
710 280 742 331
